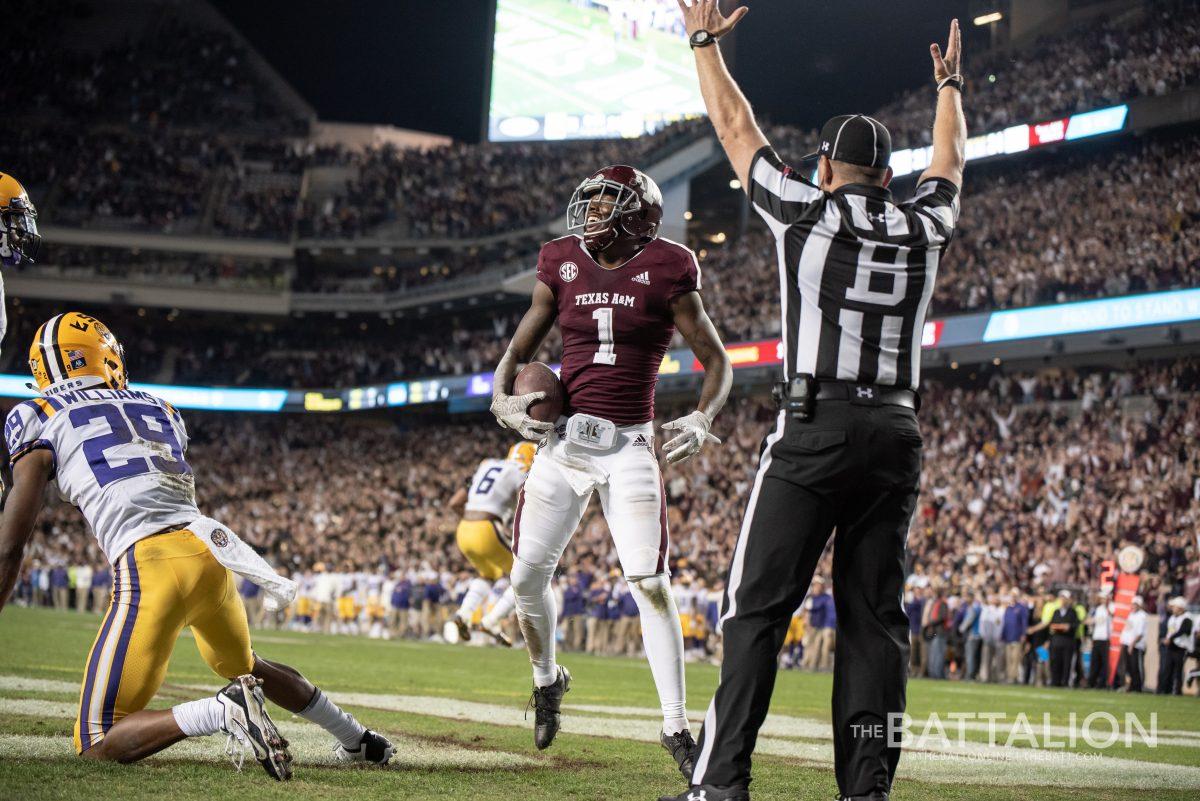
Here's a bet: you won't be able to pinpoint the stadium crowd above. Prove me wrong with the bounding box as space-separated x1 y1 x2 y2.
8 123 1197 389
8 0 1196 248
9 359 1199 690
875 0 1200 148
298 120 706 240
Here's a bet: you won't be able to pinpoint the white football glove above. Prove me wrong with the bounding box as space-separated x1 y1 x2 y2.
661 410 720 465
490 391 555 440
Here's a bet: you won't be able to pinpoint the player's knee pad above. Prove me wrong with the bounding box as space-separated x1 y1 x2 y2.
627 573 676 617
510 558 553 598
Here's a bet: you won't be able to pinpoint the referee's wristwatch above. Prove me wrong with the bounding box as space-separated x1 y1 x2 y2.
689 30 718 49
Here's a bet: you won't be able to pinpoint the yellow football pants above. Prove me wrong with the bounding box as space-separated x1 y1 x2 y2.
74 529 255 753
456 519 513 581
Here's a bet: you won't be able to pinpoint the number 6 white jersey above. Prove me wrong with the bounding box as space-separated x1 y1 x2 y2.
464 458 527 520
5 388 199 564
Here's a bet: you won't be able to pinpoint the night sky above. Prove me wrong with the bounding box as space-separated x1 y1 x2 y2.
213 0 975 142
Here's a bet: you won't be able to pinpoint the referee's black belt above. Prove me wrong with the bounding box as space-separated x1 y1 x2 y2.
773 377 920 412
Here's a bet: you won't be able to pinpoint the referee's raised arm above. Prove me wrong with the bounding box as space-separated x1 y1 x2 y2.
676 1 762 189
921 19 968 188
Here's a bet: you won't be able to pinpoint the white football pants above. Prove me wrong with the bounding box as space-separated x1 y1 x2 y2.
510 421 688 733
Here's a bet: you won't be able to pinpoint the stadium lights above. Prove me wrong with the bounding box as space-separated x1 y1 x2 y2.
974 11 1002 25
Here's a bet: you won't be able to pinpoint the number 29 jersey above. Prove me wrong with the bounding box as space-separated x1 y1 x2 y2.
5 388 200 564
535 234 701 426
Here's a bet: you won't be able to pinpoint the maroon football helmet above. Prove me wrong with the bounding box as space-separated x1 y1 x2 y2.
567 165 663 252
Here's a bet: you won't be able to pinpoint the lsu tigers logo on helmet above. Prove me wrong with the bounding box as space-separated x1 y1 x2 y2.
29 312 127 396
0 172 42 267
505 441 537 472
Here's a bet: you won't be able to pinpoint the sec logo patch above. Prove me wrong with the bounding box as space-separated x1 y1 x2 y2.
211 528 230 548
560 261 578 282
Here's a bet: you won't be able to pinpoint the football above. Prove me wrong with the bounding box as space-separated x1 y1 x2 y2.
513 361 564 422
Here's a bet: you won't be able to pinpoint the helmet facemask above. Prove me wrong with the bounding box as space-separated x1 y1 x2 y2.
0 197 41 266
567 178 642 253
105 337 129 390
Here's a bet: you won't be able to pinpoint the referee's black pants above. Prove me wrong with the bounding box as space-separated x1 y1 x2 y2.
691 401 921 797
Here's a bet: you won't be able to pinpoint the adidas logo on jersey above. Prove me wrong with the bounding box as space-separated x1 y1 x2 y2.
632 434 651 448
632 271 651 285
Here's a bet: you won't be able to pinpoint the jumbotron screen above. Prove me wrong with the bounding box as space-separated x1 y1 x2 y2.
487 0 704 141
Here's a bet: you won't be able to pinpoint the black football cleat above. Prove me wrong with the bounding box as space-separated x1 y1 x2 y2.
658 784 749 801
478 618 513 647
333 729 396 765
528 665 571 750
660 729 697 782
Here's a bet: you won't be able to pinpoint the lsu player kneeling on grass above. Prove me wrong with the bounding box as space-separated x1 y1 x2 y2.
0 313 394 778
444 441 536 646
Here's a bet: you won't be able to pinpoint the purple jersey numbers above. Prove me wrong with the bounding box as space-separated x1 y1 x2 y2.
68 401 191 487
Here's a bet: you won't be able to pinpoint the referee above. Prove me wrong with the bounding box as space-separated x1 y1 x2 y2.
667 4 966 801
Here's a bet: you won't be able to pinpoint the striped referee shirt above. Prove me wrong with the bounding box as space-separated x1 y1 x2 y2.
749 146 960 391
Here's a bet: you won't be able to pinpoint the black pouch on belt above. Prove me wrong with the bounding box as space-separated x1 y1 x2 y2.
774 375 817 421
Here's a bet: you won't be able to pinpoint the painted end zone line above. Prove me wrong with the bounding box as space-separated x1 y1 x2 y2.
4 677 1199 789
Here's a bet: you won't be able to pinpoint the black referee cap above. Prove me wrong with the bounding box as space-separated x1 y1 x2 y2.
805 114 892 169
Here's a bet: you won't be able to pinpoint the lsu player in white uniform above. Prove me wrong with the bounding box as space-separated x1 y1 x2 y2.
0 313 395 778
444 442 536 646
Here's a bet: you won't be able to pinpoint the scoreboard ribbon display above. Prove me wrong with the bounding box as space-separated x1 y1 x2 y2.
888 104 1129 178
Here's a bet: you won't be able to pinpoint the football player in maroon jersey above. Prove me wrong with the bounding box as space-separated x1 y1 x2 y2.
489 165 733 778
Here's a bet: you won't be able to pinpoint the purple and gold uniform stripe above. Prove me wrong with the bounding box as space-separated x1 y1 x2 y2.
76 549 140 751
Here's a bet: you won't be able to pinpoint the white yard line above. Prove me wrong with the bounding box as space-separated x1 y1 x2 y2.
4 678 1199 788
0 699 536 770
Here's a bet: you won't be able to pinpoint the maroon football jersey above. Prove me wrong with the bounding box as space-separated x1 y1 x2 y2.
536 235 701 426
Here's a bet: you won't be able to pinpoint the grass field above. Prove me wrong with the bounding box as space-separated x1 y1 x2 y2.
490 0 702 121
1 606 1198 800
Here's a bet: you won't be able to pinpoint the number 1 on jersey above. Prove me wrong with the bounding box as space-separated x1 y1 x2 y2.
592 307 617 365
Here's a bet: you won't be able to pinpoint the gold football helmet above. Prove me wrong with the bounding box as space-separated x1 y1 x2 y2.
0 173 41 266
29 312 127 395
505 441 537 472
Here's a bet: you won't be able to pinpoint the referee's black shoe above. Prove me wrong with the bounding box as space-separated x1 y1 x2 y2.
660 728 697 781
658 784 749 801
838 794 888 801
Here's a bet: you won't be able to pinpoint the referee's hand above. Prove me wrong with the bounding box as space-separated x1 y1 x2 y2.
676 0 749 39
930 18 962 83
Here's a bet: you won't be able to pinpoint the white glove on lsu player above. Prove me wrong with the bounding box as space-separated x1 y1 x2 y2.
661 410 720 465
490 391 555 441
